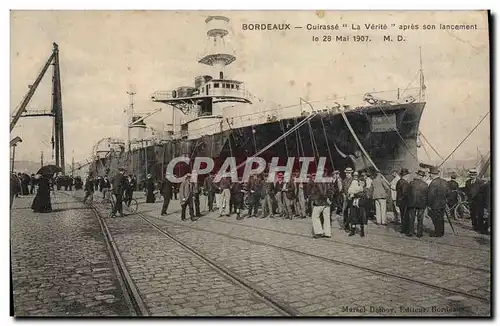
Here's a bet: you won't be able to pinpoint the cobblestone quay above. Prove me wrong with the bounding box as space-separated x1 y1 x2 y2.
11 191 491 317
11 194 133 316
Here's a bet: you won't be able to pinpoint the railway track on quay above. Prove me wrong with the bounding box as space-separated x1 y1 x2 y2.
89 204 150 316
124 194 490 251
286 216 490 251
136 211 490 306
209 218 490 273
70 193 295 316
64 192 490 316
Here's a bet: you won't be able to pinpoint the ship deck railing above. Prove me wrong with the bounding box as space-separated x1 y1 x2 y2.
150 89 254 103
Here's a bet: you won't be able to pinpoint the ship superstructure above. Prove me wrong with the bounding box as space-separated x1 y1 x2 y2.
89 15 426 184
151 16 253 140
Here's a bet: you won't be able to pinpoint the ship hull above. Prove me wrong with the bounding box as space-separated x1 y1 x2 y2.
91 102 425 183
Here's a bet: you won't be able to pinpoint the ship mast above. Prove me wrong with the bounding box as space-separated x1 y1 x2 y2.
126 90 136 151
199 16 236 81
419 46 426 102
71 150 75 175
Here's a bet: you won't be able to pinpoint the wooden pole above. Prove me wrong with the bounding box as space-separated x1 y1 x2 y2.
11 145 16 173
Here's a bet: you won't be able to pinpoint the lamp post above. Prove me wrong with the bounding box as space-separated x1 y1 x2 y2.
10 137 22 173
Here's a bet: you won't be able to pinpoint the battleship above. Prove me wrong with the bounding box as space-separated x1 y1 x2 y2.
87 15 425 184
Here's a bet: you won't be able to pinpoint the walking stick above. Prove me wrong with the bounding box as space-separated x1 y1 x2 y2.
205 193 208 212
445 206 457 235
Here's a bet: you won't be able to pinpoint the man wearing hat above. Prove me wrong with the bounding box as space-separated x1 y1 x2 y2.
83 174 95 205
230 178 245 220
110 167 127 218
306 173 316 217
329 170 343 217
219 175 232 217
282 173 297 220
191 170 202 217
372 169 390 225
179 173 196 221
427 167 450 237
465 168 486 232
479 179 491 234
406 169 428 237
160 171 173 216
263 173 276 218
203 173 216 212
247 173 263 218
295 172 309 219
446 172 460 217
342 167 354 231
396 168 411 234
390 170 401 223
309 176 332 238
274 172 285 217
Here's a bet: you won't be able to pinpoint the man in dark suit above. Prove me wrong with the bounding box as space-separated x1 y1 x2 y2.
110 167 127 218
191 171 202 217
160 172 173 216
203 173 216 212
407 170 428 237
29 174 36 194
342 168 354 232
396 168 411 234
11 173 21 208
309 179 331 238
125 174 136 207
247 174 263 218
480 180 491 234
274 173 285 217
465 169 485 232
179 173 196 221
427 167 450 237
446 173 460 214
263 176 276 218
331 170 343 215
84 175 94 203
282 175 297 220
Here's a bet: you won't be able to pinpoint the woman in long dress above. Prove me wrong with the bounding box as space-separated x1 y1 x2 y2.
10 173 20 208
31 174 52 213
145 174 156 203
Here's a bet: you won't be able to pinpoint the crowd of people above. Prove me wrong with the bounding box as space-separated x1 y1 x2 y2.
14 162 490 239
83 170 141 218
10 172 53 213
155 165 491 238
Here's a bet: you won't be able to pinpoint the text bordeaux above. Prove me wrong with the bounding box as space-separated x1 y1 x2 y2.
242 23 291 31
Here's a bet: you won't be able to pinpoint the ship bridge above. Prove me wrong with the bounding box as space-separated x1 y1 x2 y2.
151 78 252 114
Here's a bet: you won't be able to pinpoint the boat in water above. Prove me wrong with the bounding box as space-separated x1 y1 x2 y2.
89 15 425 183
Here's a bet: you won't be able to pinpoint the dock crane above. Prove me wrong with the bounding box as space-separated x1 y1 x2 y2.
10 43 66 173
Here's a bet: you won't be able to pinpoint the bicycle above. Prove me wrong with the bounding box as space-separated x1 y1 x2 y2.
447 190 470 220
102 193 139 215
93 191 114 208
83 192 95 206
122 195 139 214
155 191 163 202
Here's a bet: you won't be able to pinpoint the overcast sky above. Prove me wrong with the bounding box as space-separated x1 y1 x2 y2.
10 10 490 164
